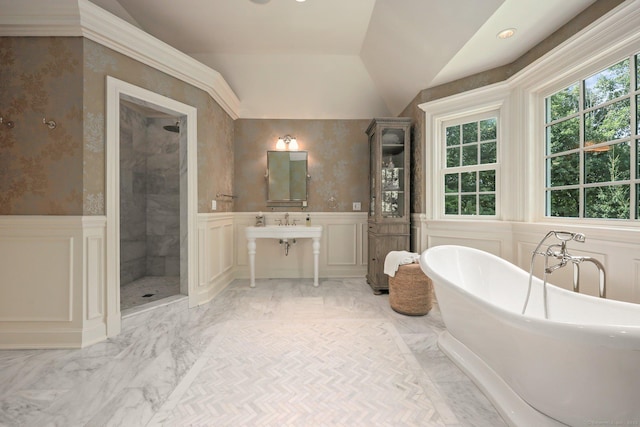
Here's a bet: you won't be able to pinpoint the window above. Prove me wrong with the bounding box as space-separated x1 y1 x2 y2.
443 116 498 216
545 55 640 219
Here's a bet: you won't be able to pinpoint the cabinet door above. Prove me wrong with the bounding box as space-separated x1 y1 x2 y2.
380 127 406 220
369 132 377 218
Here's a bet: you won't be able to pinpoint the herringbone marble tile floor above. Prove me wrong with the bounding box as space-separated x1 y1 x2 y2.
0 278 506 427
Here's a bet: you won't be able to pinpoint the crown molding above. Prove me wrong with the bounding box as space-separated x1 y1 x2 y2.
508 0 640 92
0 0 240 119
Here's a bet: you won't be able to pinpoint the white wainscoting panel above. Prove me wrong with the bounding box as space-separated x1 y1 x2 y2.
196 213 235 306
0 216 108 349
0 235 73 322
85 232 105 321
419 220 513 259
327 223 358 266
360 223 368 266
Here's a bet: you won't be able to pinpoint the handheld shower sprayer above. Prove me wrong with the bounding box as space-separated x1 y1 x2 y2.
552 231 585 243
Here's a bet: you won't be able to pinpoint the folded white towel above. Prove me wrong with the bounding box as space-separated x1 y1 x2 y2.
384 250 420 277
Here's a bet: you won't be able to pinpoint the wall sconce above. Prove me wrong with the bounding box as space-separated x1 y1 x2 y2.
276 135 299 151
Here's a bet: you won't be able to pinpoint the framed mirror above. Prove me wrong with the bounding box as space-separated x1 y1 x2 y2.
267 151 308 207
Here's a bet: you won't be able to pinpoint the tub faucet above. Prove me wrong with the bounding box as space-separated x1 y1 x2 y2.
522 231 606 318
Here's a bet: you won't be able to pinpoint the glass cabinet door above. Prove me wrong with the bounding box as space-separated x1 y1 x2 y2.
369 133 376 217
380 127 405 218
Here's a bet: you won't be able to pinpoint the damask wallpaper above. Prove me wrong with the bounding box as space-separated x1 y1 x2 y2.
0 36 234 215
0 37 83 215
234 119 370 213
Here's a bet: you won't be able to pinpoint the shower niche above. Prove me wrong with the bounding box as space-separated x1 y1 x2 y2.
119 101 185 310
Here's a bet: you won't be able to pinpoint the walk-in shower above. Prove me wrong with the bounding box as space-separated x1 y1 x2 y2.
119 101 183 310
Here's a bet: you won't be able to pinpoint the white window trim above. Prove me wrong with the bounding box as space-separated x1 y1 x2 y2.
419 83 511 221
516 1 640 225
441 111 501 218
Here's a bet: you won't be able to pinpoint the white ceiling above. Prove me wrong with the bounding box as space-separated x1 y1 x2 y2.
89 0 598 119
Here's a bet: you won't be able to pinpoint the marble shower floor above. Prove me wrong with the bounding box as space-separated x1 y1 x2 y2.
0 278 506 427
120 276 181 311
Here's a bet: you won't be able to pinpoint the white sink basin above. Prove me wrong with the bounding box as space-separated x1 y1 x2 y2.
245 225 322 239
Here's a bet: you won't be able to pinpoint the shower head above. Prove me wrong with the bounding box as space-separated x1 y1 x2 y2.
163 122 180 133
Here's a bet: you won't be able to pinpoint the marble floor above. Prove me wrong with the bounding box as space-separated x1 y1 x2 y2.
0 278 506 427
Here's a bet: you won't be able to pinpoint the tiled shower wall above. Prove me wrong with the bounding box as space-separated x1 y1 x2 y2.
120 103 180 286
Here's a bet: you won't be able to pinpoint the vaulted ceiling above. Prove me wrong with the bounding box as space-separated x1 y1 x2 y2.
90 0 597 119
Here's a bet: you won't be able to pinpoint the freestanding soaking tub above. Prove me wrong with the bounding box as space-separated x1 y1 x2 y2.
420 245 640 427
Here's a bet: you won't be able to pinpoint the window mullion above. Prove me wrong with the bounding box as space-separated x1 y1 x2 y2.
632 57 638 219
579 79 586 219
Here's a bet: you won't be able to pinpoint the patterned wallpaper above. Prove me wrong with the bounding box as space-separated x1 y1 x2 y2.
2 0 614 217
0 37 83 215
0 36 234 215
234 119 370 213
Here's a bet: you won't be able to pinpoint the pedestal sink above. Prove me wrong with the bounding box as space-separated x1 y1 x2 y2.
245 225 323 287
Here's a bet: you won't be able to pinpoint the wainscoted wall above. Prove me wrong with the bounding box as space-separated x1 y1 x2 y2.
0 35 235 348
234 119 370 213
234 212 368 280
413 217 640 305
0 216 106 348
196 213 235 306
0 211 366 348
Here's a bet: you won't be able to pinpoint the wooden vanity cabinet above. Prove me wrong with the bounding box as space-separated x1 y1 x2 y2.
366 118 411 294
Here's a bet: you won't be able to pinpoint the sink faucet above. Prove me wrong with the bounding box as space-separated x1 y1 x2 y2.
284 212 289 226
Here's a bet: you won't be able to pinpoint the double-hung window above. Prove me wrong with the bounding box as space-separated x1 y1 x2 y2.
545 55 640 219
442 115 498 217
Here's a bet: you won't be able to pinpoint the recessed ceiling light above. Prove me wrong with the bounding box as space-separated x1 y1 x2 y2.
497 28 516 39
250 0 271 4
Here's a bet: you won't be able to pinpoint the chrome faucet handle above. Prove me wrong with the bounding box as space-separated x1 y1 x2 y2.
275 219 283 226
291 219 299 226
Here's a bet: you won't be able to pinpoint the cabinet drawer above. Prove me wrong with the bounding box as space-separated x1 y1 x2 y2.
368 222 409 235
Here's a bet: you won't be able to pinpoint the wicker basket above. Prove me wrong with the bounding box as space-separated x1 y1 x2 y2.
388 263 434 316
